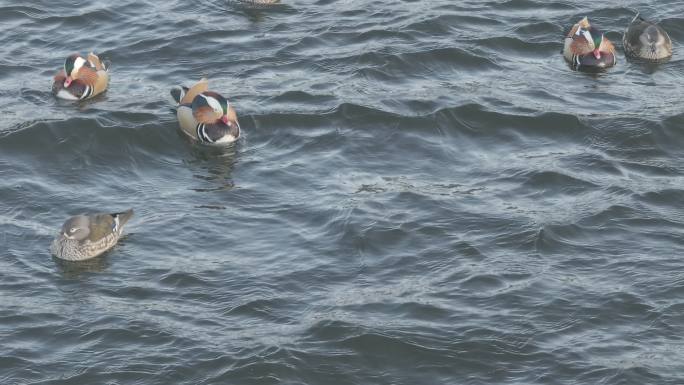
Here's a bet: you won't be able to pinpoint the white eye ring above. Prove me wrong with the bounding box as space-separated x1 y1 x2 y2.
69 227 78 233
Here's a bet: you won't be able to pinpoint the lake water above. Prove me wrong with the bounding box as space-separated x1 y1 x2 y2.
1 0 684 384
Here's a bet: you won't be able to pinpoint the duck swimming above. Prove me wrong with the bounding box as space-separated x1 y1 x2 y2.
52 53 109 100
170 78 241 145
563 17 616 70
50 209 133 261
623 14 672 61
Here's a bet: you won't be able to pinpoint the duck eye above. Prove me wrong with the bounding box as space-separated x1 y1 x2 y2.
69 227 78 233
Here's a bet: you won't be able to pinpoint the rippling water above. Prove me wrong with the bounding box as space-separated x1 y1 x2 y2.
1 0 684 383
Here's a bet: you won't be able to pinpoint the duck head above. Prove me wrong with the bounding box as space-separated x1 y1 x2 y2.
192 91 230 124
60 215 90 241
63 54 88 87
585 27 609 59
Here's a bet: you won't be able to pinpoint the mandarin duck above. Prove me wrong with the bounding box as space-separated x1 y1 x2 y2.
52 52 109 100
170 78 241 144
563 17 616 69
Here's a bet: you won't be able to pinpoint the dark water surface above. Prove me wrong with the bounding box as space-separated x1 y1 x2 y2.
2 0 684 383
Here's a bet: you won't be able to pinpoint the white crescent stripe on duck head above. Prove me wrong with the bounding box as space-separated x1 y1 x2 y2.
72 56 87 74
581 30 592 43
199 93 228 114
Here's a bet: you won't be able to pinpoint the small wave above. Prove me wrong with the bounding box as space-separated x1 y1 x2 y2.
0 115 183 157
0 5 48 22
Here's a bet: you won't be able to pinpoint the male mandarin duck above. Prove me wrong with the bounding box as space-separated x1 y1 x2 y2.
563 17 616 70
623 14 672 61
170 78 241 145
52 53 109 100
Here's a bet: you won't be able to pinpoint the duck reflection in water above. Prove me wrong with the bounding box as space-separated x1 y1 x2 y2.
53 254 111 278
184 144 239 196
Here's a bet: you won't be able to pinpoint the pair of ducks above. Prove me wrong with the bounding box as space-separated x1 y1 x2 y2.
563 15 673 70
50 56 241 261
52 54 241 144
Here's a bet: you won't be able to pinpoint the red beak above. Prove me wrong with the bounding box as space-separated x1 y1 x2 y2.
64 76 73 87
593 49 601 60
221 115 229 124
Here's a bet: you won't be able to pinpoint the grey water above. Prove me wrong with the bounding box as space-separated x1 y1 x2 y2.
1 0 684 384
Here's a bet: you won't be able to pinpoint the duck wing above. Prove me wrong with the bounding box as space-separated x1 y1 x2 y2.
87 52 105 71
87 209 134 242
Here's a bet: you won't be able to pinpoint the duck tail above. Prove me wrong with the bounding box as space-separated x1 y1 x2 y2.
112 209 134 228
170 85 189 105
87 52 110 72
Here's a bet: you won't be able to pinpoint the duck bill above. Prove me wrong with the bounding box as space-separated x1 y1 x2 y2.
593 49 601 59
64 76 73 87
221 115 229 124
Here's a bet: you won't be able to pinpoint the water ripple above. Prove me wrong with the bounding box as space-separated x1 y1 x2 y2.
2 0 684 384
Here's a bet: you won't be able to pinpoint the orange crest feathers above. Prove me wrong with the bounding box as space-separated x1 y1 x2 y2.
600 38 615 53
227 106 238 123
570 37 592 55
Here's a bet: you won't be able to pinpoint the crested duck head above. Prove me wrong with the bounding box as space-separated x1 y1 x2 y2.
63 54 89 87
192 91 230 124
571 24 616 69
575 25 608 59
